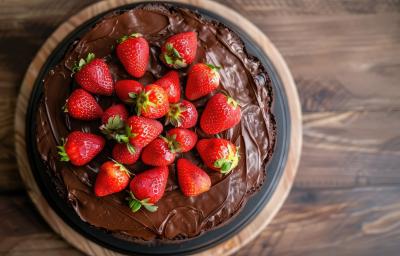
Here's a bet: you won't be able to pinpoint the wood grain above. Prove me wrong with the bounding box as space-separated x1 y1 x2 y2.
1 0 400 255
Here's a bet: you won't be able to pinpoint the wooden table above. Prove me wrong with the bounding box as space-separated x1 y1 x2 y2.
1 0 399 255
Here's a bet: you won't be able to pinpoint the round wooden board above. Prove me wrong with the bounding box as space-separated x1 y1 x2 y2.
15 0 302 255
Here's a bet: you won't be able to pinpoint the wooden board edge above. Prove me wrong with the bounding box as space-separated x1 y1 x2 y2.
14 0 302 255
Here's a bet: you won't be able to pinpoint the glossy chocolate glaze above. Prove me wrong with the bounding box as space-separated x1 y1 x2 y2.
36 4 276 241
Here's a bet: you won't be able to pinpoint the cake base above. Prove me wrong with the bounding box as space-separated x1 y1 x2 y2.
15 0 302 255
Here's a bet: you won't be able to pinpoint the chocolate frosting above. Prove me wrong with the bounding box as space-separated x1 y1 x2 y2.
36 4 275 241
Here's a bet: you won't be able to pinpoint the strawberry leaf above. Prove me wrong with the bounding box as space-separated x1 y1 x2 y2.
143 204 158 212
127 194 158 213
86 53 95 63
166 103 186 127
72 53 95 73
214 159 233 174
140 198 158 212
126 143 136 154
128 92 138 99
106 115 125 131
206 63 221 71
129 200 142 212
111 159 131 176
226 96 239 109
164 54 174 65
57 139 70 162
114 133 129 143
163 44 186 68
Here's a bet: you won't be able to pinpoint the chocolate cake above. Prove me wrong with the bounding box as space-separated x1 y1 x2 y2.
35 3 276 242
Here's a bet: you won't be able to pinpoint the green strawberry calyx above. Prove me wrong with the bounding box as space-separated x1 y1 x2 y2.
110 159 132 176
162 43 187 69
206 63 221 73
127 191 158 213
72 52 96 74
57 138 70 162
99 115 132 145
206 63 221 83
161 134 181 153
226 96 239 109
117 33 143 44
213 144 240 174
165 102 187 127
100 115 125 133
135 90 157 116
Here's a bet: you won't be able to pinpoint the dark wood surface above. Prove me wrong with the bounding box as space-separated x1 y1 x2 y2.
1 0 399 255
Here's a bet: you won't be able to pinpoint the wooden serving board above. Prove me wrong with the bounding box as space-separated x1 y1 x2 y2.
14 0 302 255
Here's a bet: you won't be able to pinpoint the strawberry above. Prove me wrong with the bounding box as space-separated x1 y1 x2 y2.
112 143 141 165
196 138 239 174
73 53 114 96
128 166 169 212
133 84 169 119
166 100 198 128
65 89 103 121
185 63 220 100
57 131 105 166
141 138 176 166
115 80 143 103
99 104 129 139
200 93 241 134
160 32 197 69
154 71 181 103
126 116 163 148
116 33 149 78
94 160 131 197
166 128 197 153
177 158 211 197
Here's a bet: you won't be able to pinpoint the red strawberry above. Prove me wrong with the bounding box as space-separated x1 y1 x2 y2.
126 116 163 148
160 32 197 69
166 128 197 153
154 71 181 103
166 100 198 128
94 160 131 197
185 63 220 100
141 138 176 166
134 84 169 119
65 89 103 120
115 80 143 103
112 143 141 165
196 138 239 174
128 166 169 212
73 53 114 96
100 104 129 138
116 33 149 78
200 93 241 134
177 158 211 197
57 131 105 166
